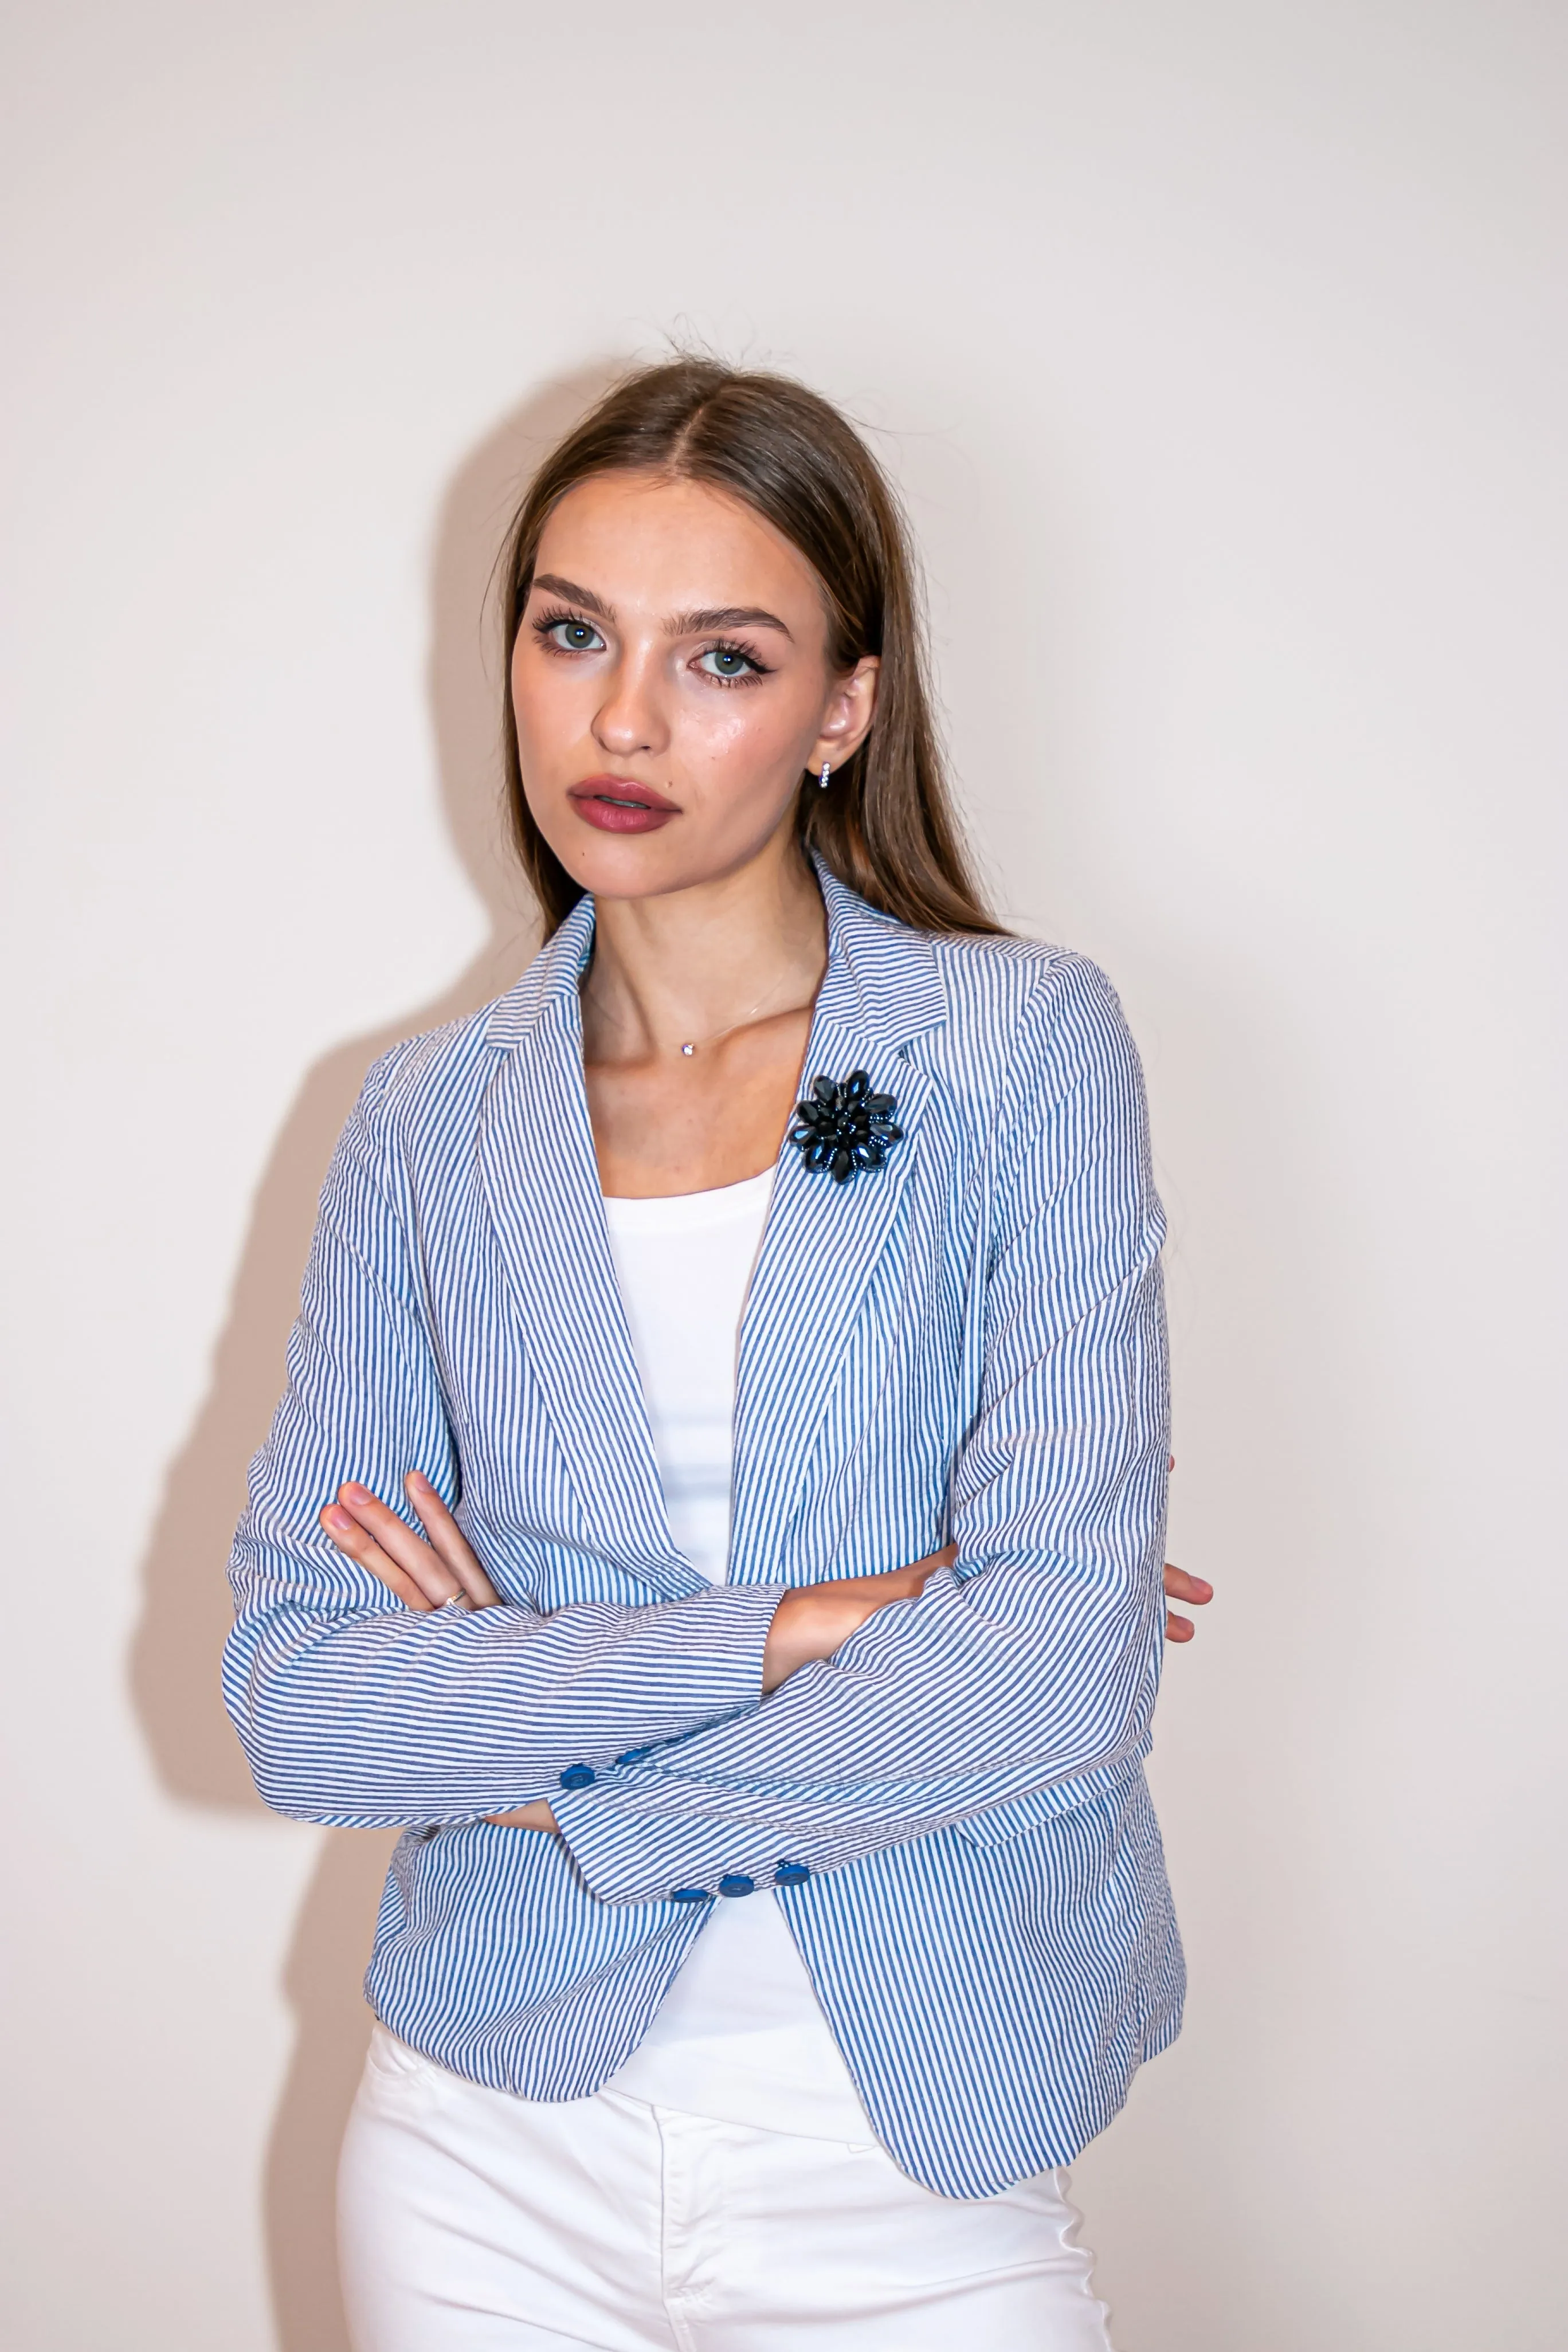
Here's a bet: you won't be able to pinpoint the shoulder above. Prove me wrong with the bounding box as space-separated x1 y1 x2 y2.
824 868 1140 1123
825 867 1119 1035
356 1003 495 1125
923 928 1139 1101
347 986 530 1173
350 904 583 1150
825 867 1118 1048
931 927 1121 1030
914 932 1158 1234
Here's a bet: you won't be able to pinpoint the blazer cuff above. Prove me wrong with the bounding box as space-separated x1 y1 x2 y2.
551 1766 821 1907
626 1580 784 1718
550 1786 751 1905
546 1581 783 1785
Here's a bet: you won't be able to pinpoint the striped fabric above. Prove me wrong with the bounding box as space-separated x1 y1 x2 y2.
224 864 1184 2198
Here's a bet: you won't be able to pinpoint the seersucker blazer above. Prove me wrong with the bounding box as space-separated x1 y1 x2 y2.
225 863 1184 2198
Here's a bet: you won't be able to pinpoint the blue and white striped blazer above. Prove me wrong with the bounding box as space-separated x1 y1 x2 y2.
225 864 1183 2198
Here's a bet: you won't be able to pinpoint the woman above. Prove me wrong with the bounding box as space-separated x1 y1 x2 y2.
226 359 1207 2350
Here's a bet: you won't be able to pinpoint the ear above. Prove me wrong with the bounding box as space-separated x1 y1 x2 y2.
809 656 880 775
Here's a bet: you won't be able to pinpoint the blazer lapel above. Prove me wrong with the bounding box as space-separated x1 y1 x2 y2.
477 914 695 1593
728 875 948 1585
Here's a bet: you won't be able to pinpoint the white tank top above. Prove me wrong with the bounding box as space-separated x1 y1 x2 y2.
598 1167 871 2140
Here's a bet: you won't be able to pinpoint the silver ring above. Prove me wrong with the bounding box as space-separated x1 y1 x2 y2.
440 1591 471 1613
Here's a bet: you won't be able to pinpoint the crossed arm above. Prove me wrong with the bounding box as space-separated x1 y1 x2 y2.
231 957 1190 1857
319 1470 1212 1840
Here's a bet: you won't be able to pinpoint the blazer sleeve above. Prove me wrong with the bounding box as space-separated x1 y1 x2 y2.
222 1049 782 1828
549 954 1170 1900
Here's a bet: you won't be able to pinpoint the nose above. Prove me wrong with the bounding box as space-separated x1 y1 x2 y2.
591 641 669 759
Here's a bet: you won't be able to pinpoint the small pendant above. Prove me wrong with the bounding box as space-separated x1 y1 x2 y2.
680 1042 695 1057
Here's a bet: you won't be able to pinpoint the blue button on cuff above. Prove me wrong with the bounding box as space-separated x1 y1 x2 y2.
717 1874 756 1898
615 1747 652 1766
671 1888 711 1904
774 1861 812 1887
558 1765 595 1791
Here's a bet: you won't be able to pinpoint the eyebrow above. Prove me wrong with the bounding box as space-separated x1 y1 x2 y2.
531 573 615 621
529 575 793 642
665 605 793 640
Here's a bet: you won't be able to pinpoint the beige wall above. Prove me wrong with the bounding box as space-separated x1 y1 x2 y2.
3 4 1563 2345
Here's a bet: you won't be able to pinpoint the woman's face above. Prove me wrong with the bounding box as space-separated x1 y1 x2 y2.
512 471 877 902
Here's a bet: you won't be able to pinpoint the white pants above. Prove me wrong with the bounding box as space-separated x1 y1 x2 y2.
339 2026 1115 2351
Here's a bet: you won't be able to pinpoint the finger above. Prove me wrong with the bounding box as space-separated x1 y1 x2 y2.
1162 1563 1213 1605
1165 1611 1195 1643
337 1481 463 1606
405 1473 502 1607
482 1804 561 1833
320 1505 436 1612
902 1543 956 1593
912 1541 958 1576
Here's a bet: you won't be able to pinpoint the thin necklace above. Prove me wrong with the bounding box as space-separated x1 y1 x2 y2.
584 965 803 1059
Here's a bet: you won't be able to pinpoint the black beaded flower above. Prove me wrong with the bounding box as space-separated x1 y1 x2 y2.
789 1069 903 1185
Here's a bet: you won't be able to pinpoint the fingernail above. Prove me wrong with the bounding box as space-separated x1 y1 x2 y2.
342 1481 370 1504
407 1472 430 1494
323 1507 352 1534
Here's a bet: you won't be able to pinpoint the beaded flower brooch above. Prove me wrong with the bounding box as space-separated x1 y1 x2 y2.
788 1070 903 1185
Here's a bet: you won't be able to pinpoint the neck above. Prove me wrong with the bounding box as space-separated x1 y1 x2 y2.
583 834 828 1063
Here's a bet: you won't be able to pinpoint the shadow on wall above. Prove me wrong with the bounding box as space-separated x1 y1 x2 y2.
127 359 626 2352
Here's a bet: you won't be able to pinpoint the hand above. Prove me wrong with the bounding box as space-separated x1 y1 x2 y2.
1163 1562 1212 1643
762 1543 957 1693
320 1472 502 1610
319 1475 557 1836
1160 1460 1212 1643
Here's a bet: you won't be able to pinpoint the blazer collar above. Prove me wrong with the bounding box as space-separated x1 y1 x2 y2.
481 859 948 1058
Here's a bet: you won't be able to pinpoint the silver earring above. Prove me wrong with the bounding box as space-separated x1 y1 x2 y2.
818 761 832 791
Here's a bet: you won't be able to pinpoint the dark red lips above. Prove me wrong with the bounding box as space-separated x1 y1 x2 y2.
567 777 680 834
